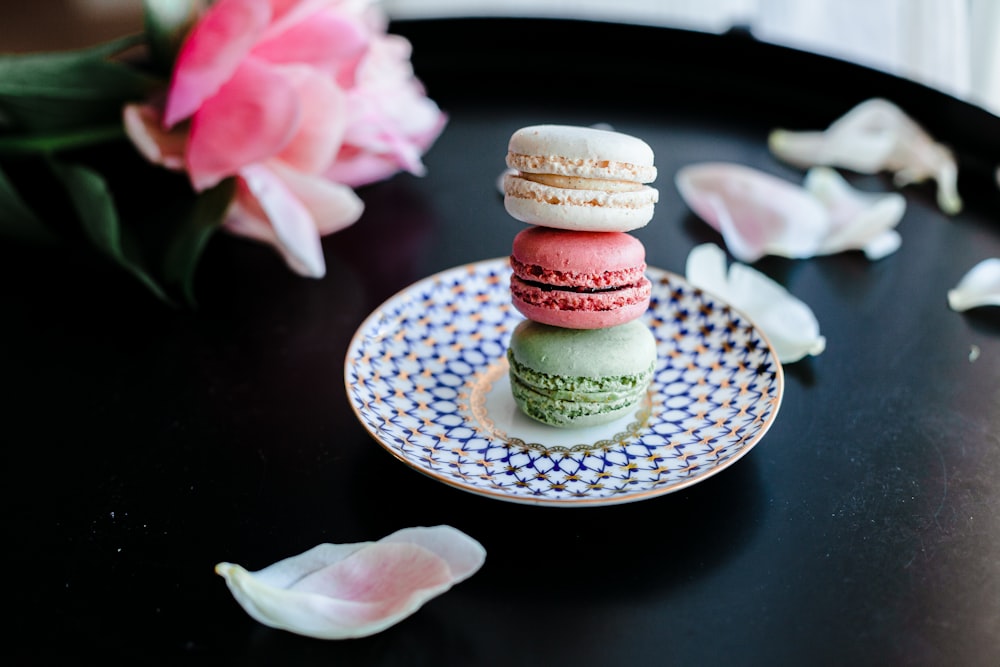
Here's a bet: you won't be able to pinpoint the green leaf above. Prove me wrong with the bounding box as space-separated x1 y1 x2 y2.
0 163 58 243
0 35 162 133
47 157 173 304
0 124 125 155
163 178 235 307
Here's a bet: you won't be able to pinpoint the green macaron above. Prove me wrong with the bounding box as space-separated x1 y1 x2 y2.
507 319 657 428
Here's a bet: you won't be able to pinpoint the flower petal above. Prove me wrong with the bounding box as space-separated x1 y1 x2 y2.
215 525 486 640
675 162 829 263
268 161 364 235
768 99 899 173
266 0 338 31
325 33 448 187
856 230 903 261
802 167 906 259
686 243 826 363
684 241 730 298
122 103 186 171
253 7 369 79
768 98 962 215
164 0 271 127
274 65 347 174
227 163 326 277
186 58 300 191
947 258 1000 311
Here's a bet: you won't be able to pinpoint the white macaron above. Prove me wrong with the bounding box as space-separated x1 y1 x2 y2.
503 124 659 232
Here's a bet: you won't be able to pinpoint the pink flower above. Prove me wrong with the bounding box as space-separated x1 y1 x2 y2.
125 0 447 277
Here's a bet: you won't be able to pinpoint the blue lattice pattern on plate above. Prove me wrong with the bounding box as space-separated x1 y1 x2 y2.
345 258 783 506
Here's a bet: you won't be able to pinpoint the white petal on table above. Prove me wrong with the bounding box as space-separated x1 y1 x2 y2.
675 162 904 263
803 167 905 260
675 162 829 263
685 243 826 364
947 258 1000 311
215 525 486 640
768 97 962 215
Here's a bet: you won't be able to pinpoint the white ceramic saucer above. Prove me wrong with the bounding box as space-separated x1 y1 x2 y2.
345 258 783 507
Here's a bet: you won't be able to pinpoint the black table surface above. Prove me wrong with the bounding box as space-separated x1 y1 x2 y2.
4 17 999 666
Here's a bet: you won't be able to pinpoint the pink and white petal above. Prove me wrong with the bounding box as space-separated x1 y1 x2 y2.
728 262 826 363
325 148 406 189
859 231 903 261
768 126 898 173
882 108 962 214
214 525 486 640
803 167 906 258
324 33 448 187
122 103 186 171
254 8 369 76
164 0 272 127
685 243 826 363
273 65 347 173
379 525 488 583
253 542 370 590
768 99 901 173
895 144 962 215
223 189 273 246
186 58 300 191
288 542 450 599
286 542 455 625
266 0 343 33
217 545 449 638
947 258 1000 311
768 98 962 215
675 163 829 263
327 91 447 186
684 242 731 299
268 161 363 235
227 164 326 277
252 526 485 592
215 561 374 638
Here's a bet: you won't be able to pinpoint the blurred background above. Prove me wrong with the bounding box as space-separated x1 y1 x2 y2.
2 0 998 116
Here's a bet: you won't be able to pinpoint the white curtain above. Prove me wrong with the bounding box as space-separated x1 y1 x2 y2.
382 0 1000 117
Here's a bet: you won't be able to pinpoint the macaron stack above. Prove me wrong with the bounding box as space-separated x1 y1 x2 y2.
501 124 660 428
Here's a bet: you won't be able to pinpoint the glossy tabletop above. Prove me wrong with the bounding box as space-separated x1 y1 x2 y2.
4 18 999 666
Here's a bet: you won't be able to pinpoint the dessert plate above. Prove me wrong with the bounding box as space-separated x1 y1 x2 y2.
345 258 783 507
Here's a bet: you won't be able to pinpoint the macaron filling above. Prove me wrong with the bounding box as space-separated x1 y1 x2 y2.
507 162 652 192
503 172 658 210
510 255 648 289
510 274 652 312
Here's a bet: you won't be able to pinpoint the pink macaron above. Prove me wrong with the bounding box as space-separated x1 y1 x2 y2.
510 226 652 329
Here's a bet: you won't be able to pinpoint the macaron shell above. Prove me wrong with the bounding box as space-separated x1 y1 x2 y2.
507 319 657 428
504 175 658 232
510 257 647 290
511 226 647 282
511 282 650 329
508 319 657 380
508 371 648 428
510 226 652 328
507 124 657 183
